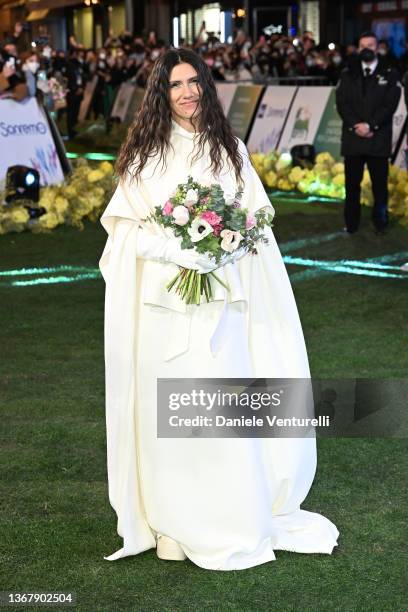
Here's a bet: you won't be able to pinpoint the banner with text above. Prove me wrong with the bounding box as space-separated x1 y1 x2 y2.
313 88 343 158
247 86 296 153
278 86 333 154
0 97 64 185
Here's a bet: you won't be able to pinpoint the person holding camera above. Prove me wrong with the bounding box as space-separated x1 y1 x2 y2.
336 31 401 234
0 44 28 101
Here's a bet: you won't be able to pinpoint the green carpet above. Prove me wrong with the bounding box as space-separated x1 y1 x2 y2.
0 200 407 611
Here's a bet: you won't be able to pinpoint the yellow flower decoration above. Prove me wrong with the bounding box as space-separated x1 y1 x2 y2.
264 170 277 188
87 170 105 183
10 207 30 223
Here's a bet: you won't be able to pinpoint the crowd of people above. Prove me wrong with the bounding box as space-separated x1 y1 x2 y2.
1 21 408 140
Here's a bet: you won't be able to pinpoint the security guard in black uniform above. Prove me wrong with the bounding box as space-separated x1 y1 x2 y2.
336 31 401 234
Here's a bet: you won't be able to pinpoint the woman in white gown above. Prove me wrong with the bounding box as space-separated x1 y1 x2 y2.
99 48 339 570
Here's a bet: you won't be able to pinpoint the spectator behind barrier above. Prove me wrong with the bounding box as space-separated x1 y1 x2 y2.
2 26 407 135
0 43 28 101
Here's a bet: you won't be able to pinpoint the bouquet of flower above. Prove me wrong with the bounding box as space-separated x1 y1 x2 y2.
37 75 68 110
147 175 274 305
48 77 68 109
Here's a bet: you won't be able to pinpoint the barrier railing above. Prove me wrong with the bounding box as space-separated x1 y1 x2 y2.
222 76 329 86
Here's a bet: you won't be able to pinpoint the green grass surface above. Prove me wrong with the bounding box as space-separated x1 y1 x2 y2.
1 200 407 611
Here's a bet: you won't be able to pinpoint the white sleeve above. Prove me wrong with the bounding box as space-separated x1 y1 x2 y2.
237 137 276 218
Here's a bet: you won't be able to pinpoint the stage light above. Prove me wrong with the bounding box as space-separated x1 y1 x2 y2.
290 144 316 168
5 165 40 204
293 38 299 46
237 8 246 17
25 171 36 186
328 43 335 50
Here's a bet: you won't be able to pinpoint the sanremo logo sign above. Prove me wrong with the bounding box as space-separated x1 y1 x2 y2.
0 121 47 137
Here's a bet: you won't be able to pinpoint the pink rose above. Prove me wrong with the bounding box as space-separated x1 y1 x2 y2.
245 214 256 230
213 223 223 237
200 210 222 227
163 200 173 215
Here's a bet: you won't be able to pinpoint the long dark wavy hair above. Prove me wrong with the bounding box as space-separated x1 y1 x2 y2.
115 48 244 187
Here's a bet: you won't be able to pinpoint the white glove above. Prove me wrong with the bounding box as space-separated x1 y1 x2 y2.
136 228 218 273
217 246 248 267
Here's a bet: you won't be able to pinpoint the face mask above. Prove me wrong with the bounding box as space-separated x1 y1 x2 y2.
26 61 39 73
359 48 376 63
377 48 387 56
42 47 51 58
306 58 315 67
214 60 223 68
332 55 342 65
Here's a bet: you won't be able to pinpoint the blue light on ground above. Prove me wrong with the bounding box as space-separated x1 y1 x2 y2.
0 237 407 287
0 252 408 287
11 272 100 286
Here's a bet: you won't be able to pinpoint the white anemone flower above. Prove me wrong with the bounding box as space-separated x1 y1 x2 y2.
187 217 214 242
220 229 244 252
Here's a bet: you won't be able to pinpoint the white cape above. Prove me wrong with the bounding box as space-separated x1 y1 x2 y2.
98 120 339 570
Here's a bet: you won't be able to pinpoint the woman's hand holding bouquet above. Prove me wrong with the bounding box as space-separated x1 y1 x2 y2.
146 175 274 305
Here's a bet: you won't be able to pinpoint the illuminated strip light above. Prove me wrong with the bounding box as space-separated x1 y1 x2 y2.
284 256 408 280
12 272 100 286
2 251 408 287
284 254 408 271
280 232 342 254
289 268 330 283
66 152 117 161
0 265 98 277
336 261 404 271
289 251 408 283
269 190 342 204
364 252 408 264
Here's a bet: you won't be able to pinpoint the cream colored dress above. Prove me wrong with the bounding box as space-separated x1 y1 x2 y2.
98 119 339 570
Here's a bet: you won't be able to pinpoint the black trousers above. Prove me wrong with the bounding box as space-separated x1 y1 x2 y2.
66 93 83 139
344 155 389 232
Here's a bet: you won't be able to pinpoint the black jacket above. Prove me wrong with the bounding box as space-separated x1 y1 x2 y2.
335 58 401 157
66 59 87 97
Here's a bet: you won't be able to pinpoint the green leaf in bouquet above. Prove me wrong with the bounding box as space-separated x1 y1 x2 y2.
194 234 220 256
228 209 246 230
181 234 194 249
210 197 226 213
